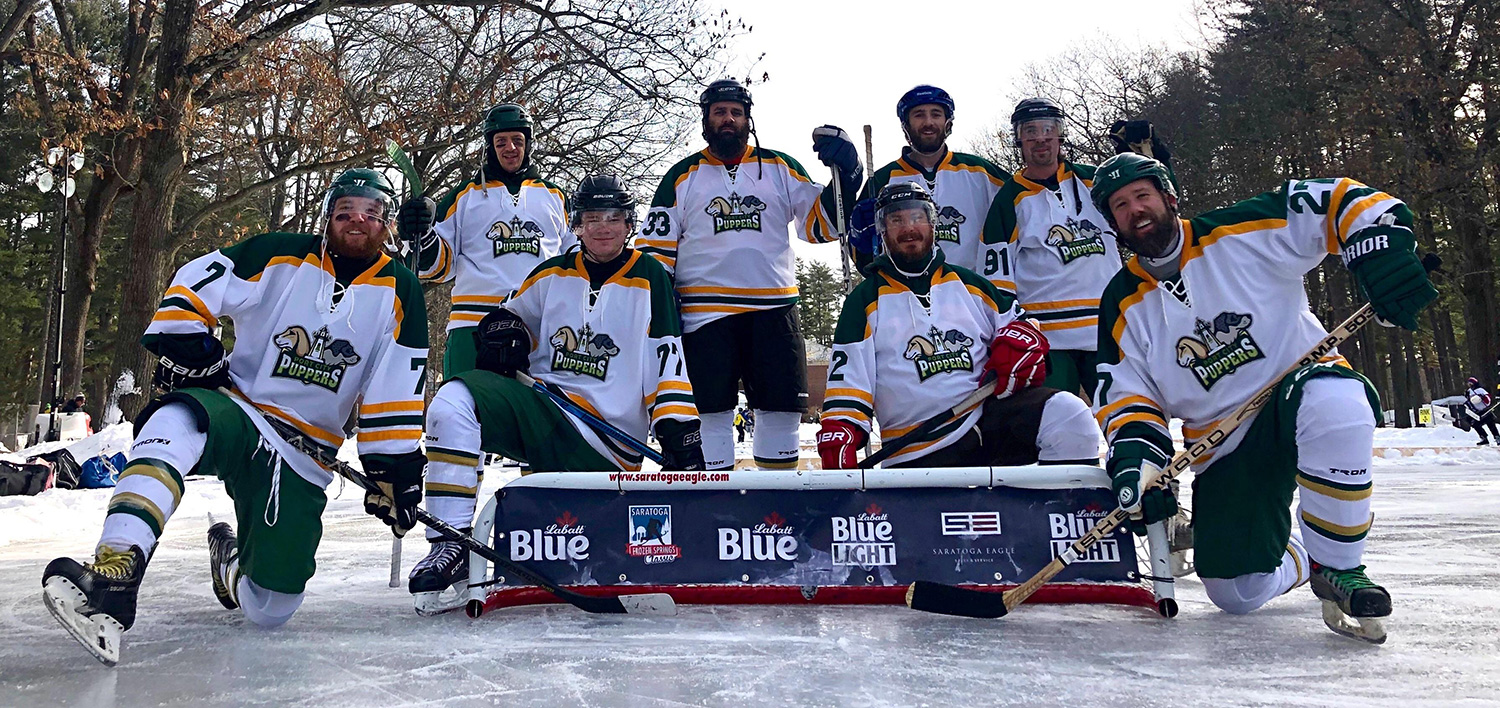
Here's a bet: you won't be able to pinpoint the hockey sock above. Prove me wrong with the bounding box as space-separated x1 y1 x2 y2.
751 410 801 469
1294 376 1375 571
1201 533 1308 614
1034 392 1103 464
700 410 735 470
236 576 304 628
99 402 204 556
423 382 485 542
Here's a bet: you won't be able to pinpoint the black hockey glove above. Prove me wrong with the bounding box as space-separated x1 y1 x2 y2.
1107 119 1173 168
811 125 864 188
655 418 706 472
150 333 231 394
473 309 531 376
361 450 425 538
396 196 437 245
1342 219 1437 331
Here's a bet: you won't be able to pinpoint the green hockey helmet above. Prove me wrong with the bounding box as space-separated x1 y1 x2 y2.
483 103 533 139
1090 152 1176 225
321 168 396 222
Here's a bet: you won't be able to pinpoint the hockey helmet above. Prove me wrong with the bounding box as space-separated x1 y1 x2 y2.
699 78 753 116
483 103 533 140
1469 377 1481 388
1089 152 1177 226
321 168 396 223
571 174 638 228
874 181 937 240
897 85 955 121
1011 97 1067 145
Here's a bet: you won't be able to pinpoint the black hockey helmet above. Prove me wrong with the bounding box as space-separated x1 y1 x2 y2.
1011 97 1067 146
874 181 937 240
571 174 637 228
700 79 753 117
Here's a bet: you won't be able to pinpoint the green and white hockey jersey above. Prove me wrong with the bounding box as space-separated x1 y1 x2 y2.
980 162 1122 351
144 232 429 486
418 174 575 331
1095 178 1404 473
638 145 848 332
502 249 698 470
821 250 1020 466
859 148 1007 273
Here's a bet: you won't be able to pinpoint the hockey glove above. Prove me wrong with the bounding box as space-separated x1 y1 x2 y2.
812 125 864 187
361 450 425 538
396 196 437 245
817 419 867 470
1107 120 1174 168
150 333 231 394
1342 220 1437 331
984 319 1050 397
655 418 706 472
1111 462 1178 536
473 309 531 376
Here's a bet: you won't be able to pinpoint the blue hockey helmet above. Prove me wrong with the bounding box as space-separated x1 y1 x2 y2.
897 85 955 122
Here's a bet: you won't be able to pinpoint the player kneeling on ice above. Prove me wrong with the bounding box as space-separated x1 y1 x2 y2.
816 182 1102 469
1090 153 1437 643
42 169 429 665
412 174 704 614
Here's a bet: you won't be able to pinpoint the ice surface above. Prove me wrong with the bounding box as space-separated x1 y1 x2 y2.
2 433 1499 706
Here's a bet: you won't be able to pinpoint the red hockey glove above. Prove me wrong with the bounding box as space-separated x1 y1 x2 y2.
817 419 867 470
985 318 1050 397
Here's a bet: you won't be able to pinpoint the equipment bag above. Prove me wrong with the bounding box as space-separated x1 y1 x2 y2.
0 459 54 496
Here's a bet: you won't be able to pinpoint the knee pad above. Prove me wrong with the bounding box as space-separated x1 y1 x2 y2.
752 410 802 469
699 410 735 470
1201 540 1308 615
427 381 482 444
237 577 305 628
1035 392 1102 464
425 381 484 540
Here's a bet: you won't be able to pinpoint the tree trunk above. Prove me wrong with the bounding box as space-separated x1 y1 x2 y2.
59 175 123 398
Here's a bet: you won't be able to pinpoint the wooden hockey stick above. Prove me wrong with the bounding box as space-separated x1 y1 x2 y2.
906 303 1380 618
859 376 998 469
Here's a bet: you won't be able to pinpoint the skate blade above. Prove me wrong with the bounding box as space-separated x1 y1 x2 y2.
1170 551 1195 579
42 577 123 666
1320 599 1387 644
413 588 467 617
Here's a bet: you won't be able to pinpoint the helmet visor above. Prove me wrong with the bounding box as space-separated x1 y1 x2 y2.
875 199 935 239
1015 118 1064 143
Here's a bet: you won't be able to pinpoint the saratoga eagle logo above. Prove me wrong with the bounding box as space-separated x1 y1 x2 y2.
705 192 767 233
270 325 361 392
486 216 545 257
904 326 975 381
1045 217 1109 264
550 324 620 380
934 205 966 243
1176 311 1265 390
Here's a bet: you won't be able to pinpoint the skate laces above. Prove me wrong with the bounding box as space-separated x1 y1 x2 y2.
90 545 138 581
1320 564 1377 592
417 541 464 571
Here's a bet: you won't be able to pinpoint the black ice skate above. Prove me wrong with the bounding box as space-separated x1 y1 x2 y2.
207 522 240 610
41 545 148 666
408 536 470 616
1310 562 1391 644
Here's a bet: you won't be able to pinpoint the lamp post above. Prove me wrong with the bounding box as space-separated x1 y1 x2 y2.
31 145 85 442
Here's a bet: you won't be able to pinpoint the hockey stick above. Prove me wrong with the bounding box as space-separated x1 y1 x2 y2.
223 390 676 616
383 139 424 589
905 303 1381 619
514 371 666 465
832 168 851 293
859 376 998 469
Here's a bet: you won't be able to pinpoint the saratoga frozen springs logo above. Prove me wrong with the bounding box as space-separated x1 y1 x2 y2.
903 326 975 381
627 505 681 564
934 205 966 243
718 511 798 562
1049 504 1120 563
704 192 766 233
270 324 361 392
1175 311 1265 390
1045 217 1109 264
831 503 897 567
550 324 619 380
509 510 590 562
486 216 545 257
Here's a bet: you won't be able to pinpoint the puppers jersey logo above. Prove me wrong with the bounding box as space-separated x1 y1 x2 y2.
549 324 619 380
1045 217 1109 264
704 192 766 233
903 326 974 381
1175 311 1265 390
934 205 966 243
486 216 545 257
270 324 361 392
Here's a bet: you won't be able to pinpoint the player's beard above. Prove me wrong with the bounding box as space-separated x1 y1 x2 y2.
1117 202 1179 259
327 220 385 261
706 121 750 159
907 125 946 155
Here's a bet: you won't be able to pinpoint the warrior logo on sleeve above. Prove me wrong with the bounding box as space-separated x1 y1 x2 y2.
1045 217 1110 263
934 206 966 243
271 324 361 392
550 324 619 380
1175 312 1265 390
904 326 975 381
705 192 766 233
486 217 544 257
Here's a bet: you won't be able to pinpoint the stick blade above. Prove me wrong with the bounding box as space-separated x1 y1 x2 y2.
905 581 1009 619
617 592 678 615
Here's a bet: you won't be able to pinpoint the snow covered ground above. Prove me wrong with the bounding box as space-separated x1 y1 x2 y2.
2 427 1499 706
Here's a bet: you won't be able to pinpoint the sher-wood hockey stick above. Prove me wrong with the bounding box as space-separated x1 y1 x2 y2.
905 303 1381 619
383 139 424 588
859 375 998 469
514 371 666 465
223 389 677 616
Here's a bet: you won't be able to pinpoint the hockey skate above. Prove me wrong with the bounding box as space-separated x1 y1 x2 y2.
207 522 240 610
1310 563 1391 644
41 545 147 666
408 537 470 617
1167 508 1195 578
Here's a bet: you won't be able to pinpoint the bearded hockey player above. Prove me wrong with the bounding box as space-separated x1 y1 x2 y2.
411 174 704 613
396 103 575 377
816 182 1101 469
638 78 859 471
41 169 429 665
849 85 1006 273
979 98 1125 402
1090 153 1437 642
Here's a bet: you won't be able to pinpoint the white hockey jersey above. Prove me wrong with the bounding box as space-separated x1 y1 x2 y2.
980 162 1122 351
821 251 1020 466
419 174 575 331
638 145 845 333
502 249 699 470
145 232 428 486
859 149 1007 274
1095 178 1406 473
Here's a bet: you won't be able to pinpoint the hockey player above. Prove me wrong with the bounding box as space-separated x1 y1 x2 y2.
1090 152 1437 642
849 85 1007 273
410 174 704 612
396 103 575 377
978 98 1128 402
42 169 429 664
816 182 1102 469
638 78 860 471
1463 377 1499 444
